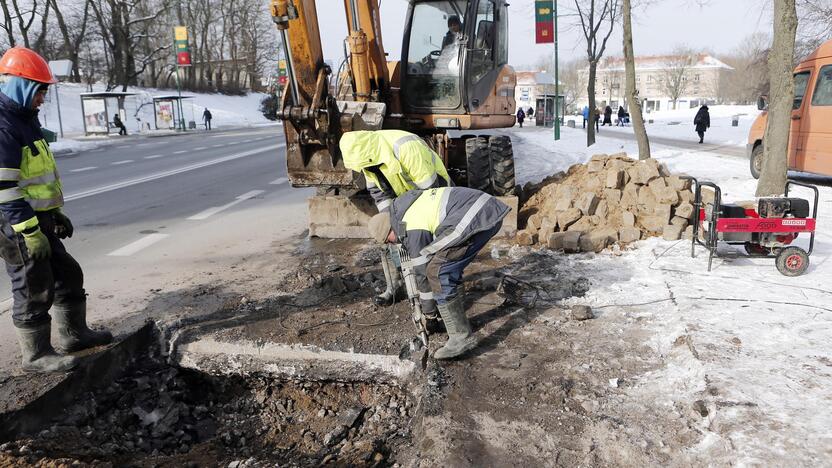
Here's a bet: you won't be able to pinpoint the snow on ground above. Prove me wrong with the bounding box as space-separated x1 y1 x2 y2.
561 105 761 148
37 82 272 138
508 124 832 464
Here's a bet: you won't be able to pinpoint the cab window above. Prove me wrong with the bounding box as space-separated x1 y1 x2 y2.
811 65 832 106
403 1 466 109
794 71 811 109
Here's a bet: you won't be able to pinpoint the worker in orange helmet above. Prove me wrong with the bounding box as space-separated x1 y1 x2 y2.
0 47 112 373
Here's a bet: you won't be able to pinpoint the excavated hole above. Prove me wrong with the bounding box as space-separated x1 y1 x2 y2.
0 339 416 467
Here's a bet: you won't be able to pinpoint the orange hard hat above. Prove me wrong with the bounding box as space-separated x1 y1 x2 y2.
0 47 58 84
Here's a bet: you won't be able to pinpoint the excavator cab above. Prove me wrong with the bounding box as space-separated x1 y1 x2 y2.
400 0 514 129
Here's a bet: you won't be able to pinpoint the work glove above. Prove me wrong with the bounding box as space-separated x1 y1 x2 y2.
23 228 51 261
53 210 74 239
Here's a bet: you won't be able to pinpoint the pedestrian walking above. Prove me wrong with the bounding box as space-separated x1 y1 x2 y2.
368 186 510 360
617 106 626 126
595 107 601 132
0 47 112 373
516 107 525 128
582 105 589 129
112 114 127 136
694 104 710 144
603 105 613 126
202 108 213 130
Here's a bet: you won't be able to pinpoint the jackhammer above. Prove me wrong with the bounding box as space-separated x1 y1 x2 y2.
395 244 429 349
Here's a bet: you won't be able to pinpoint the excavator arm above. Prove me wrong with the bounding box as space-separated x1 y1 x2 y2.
269 0 387 188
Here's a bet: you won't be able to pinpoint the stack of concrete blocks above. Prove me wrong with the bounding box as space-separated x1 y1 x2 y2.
515 153 696 253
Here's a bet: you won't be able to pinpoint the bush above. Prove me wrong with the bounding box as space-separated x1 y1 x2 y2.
260 94 280 121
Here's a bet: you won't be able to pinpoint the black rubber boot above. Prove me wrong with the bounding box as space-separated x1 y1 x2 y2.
15 321 78 373
433 294 478 360
53 299 113 353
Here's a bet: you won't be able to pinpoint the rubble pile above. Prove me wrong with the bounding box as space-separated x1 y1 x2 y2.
516 153 696 253
0 353 413 467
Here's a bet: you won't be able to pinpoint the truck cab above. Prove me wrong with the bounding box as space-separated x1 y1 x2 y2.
748 39 832 178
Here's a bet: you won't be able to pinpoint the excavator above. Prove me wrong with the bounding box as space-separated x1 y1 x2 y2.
268 0 518 235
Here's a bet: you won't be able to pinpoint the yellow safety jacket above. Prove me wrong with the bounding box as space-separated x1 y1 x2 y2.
340 130 451 211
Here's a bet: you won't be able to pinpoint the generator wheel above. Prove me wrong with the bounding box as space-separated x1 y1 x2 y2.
776 246 809 276
750 144 763 179
465 136 492 192
489 135 516 196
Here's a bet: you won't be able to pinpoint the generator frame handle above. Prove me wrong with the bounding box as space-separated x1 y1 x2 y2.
681 176 722 271
785 178 819 255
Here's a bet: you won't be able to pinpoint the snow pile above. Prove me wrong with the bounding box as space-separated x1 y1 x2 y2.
515 153 695 252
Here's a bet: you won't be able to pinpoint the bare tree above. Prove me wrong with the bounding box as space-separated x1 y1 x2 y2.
571 0 621 146
718 32 770 104
622 0 650 159
49 0 91 82
533 56 586 115
757 0 798 196
660 46 696 110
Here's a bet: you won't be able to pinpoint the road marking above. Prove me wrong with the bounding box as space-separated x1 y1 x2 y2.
194 146 207 151
64 144 283 201
111 160 134 165
70 166 97 173
269 177 289 185
212 144 224 148
144 154 164 159
187 190 266 220
173 150 187 154
107 233 169 257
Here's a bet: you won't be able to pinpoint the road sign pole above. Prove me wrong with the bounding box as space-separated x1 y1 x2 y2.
55 83 64 138
175 63 185 131
554 1 560 141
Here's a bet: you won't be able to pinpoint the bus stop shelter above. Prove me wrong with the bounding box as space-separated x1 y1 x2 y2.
80 92 136 136
152 95 195 130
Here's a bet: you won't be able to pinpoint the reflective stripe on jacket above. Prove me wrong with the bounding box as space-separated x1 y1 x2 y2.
389 187 510 301
340 130 451 211
0 93 63 232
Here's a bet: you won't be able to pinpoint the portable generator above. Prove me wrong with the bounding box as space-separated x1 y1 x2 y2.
686 177 818 276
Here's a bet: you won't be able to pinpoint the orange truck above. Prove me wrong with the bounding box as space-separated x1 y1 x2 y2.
748 40 832 178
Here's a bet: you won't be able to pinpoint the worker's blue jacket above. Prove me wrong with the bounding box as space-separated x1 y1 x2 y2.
0 90 63 233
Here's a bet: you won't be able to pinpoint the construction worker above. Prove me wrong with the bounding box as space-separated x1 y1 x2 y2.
0 47 112 373
367 186 510 359
340 130 452 314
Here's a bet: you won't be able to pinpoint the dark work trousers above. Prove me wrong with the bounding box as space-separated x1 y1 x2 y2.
0 211 85 327
426 222 502 306
205 119 212 130
697 130 705 143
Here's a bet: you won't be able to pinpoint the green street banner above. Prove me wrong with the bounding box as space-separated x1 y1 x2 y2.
535 1 554 44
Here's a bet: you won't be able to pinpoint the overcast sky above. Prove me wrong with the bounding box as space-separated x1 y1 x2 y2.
315 0 772 69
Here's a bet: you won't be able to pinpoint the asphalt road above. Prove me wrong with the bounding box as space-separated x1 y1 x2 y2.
0 125 305 304
597 127 748 158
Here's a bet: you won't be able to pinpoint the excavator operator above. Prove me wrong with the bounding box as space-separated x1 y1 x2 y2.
340 130 452 322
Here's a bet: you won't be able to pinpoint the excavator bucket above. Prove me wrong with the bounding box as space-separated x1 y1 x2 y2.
285 101 387 188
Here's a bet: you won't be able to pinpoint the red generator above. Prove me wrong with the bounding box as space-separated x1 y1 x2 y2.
687 177 818 276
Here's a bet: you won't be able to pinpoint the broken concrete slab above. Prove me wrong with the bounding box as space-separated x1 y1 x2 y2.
562 231 583 253
619 227 641 243
662 224 685 241
576 193 599 216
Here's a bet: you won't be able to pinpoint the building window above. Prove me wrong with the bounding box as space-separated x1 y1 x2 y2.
647 75 652 82
694 74 700 82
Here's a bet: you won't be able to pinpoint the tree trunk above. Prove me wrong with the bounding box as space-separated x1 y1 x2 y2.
756 0 797 196
622 0 650 159
587 61 597 147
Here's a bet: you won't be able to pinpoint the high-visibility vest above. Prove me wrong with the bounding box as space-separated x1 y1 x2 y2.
0 137 63 230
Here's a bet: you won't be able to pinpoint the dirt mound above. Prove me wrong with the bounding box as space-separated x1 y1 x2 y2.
516 153 695 252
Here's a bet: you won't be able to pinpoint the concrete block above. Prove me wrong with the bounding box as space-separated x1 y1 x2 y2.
538 224 555 244
648 177 667 192
584 176 602 192
662 224 685 241
568 216 594 233
637 186 657 213
675 202 694 220
558 208 582 230
629 160 661 185
683 225 694 240
576 192 599 215
496 196 519 238
622 211 636 227
679 189 695 204
605 169 625 189
667 175 691 191
621 184 639 208
587 160 605 173
671 216 690 228
547 232 567 250
654 204 673 223
604 188 622 204
540 216 557 234
619 227 641 243
308 195 378 238
581 228 619 252
526 213 542 232
562 231 583 253
640 216 667 233
516 230 538 246
654 186 680 205
595 200 609 219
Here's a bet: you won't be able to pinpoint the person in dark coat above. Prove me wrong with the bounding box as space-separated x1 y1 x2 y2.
694 105 710 144
202 108 213 130
617 106 626 126
594 107 601 132
442 15 463 49
112 114 127 135
516 107 525 128
603 105 613 126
